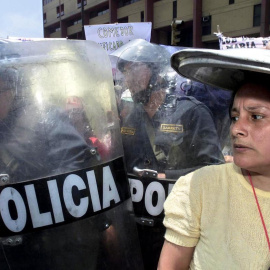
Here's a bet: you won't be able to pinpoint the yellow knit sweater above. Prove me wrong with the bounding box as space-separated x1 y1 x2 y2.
163 163 270 269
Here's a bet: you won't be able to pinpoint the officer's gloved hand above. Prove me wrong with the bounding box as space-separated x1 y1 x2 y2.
157 173 166 179
133 167 159 178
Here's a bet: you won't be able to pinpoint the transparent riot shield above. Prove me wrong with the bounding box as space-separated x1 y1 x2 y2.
0 40 143 270
165 45 233 161
110 40 233 270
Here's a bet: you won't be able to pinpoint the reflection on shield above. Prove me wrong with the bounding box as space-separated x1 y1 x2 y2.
0 41 143 270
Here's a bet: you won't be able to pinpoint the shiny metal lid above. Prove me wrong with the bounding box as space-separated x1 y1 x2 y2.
171 48 270 91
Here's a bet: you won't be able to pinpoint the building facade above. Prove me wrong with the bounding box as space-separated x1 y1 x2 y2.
43 0 270 48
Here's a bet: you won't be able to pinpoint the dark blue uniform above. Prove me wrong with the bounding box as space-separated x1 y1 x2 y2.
121 95 224 179
0 102 99 183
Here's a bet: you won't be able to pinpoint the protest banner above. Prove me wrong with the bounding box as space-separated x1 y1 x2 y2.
84 22 152 54
216 32 270 50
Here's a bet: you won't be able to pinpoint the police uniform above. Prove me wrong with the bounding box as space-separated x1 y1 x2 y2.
121 94 224 180
116 39 224 270
0 103 99 183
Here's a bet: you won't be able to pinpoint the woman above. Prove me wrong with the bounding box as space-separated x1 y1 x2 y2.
158 48 270 269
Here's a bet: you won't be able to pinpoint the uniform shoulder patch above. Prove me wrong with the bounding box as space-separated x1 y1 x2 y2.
121 127 136 135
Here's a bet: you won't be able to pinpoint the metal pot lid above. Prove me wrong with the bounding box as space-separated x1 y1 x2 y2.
171 48 270 91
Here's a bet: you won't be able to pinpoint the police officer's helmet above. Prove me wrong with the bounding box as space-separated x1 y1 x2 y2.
113 39 171 104
120 44 168 72
114 39 170 74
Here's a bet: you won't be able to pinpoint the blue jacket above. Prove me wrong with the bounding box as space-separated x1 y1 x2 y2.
121 95 224 179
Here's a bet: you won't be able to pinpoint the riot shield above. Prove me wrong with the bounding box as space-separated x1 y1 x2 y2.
0 40 143 270
111 40 232 269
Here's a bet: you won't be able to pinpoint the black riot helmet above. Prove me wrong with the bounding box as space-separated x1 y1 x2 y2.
112 39 171 104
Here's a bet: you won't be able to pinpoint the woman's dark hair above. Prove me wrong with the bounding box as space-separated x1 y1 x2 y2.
228 70 270 118
228 91 237 119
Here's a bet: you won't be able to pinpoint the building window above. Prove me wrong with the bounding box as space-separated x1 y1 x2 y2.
89 11 97 19
141 11 144 22
118 17 129 23
77 0 87 8
253 4 261 27
43 0 54 6
97 9 109 16
118 0 140 8
56 4 64 18
43 13 47 24
202 15 211 36
74 19 82 25
66 18 82 27
89 7 109 19
173 0 177 19
229 0 234 4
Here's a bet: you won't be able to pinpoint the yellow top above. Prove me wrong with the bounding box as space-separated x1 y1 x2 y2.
163 163 270 270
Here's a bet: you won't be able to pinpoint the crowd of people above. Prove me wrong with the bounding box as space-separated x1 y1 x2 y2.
1 38 270 269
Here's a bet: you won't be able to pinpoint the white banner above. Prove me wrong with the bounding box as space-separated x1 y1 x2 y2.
84 22 152 54
216 33 270 50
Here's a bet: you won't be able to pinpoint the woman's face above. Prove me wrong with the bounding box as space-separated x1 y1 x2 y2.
230 83 270 173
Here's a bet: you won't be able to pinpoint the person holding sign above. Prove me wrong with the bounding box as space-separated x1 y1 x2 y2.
158 48 270 269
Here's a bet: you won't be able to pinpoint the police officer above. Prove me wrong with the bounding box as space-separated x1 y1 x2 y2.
114 39 224 270
0 67 99 183
118 40 224 180
0 56 104 270
0 41 144 270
